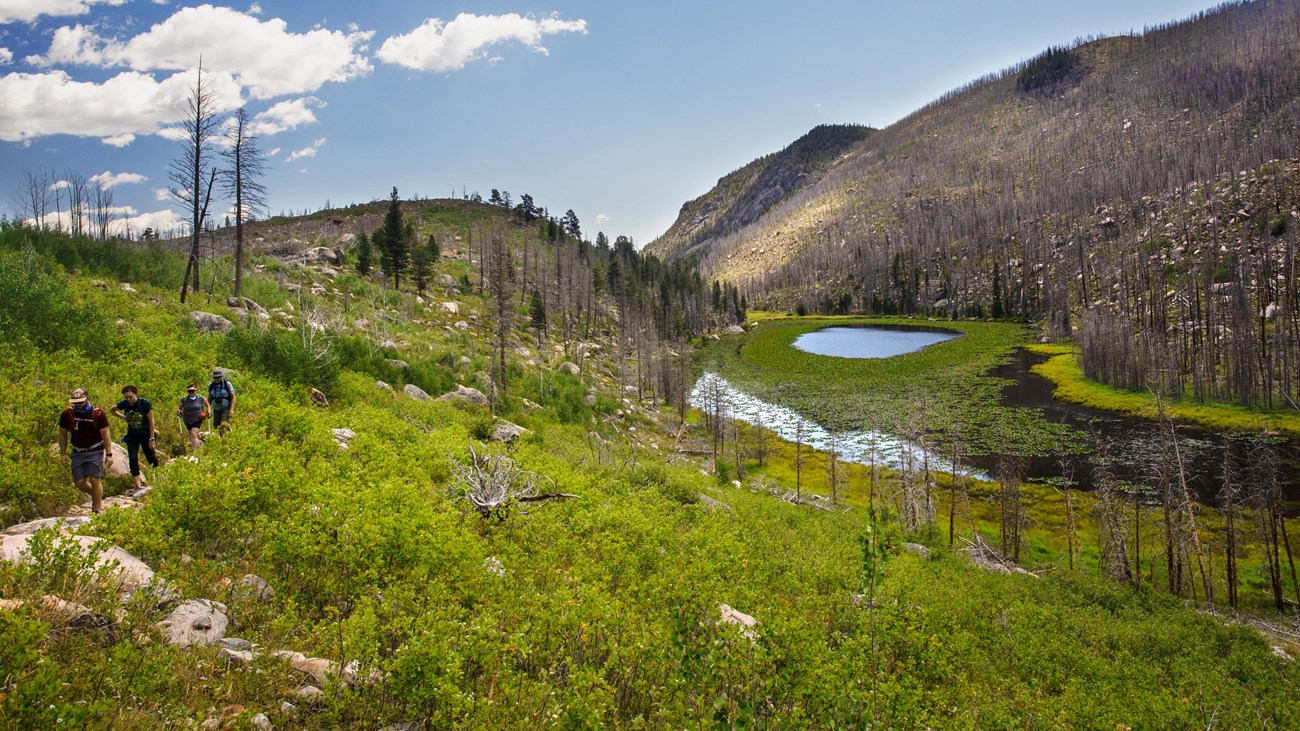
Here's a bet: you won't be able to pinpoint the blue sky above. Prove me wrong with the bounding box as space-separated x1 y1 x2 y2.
0 0 1225 246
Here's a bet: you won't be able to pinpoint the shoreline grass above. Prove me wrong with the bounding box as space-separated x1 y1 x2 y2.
1027 344 1300 435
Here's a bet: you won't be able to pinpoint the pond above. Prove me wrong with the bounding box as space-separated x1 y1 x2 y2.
693 325 1300 505
792 324 959 358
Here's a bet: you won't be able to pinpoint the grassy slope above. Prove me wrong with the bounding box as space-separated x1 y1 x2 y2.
1 231 1297 728
1028 344 1300 435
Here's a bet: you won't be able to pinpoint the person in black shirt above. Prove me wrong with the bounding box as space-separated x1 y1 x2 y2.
111 384 157 490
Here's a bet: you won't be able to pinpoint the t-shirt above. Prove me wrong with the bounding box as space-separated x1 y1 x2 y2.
59 406 109 450
179 394 205 421
115 397 153 437
208 378 236 410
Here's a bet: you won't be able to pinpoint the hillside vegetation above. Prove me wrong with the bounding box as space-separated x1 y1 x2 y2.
651 0 1300 415
3 215 1299 727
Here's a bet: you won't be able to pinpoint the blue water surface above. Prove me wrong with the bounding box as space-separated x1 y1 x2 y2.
792 325 958 359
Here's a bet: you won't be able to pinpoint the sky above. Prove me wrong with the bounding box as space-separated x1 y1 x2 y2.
0 0 1228 247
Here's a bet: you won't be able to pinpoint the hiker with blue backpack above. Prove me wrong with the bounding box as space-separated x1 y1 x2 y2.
208 370 237 433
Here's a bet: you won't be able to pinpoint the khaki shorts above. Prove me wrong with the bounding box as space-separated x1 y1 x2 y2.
70 450 104 481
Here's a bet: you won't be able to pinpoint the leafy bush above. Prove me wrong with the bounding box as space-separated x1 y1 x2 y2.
221 321 338 389
0 246 111 355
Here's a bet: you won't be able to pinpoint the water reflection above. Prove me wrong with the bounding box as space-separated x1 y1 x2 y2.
792 324 959 359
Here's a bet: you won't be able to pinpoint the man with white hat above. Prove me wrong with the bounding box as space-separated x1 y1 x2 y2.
57 388 113 514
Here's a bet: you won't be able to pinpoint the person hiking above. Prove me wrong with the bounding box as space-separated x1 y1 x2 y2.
110 384 157 491
178 382 209 451
208 370 237 433
58 388 112 514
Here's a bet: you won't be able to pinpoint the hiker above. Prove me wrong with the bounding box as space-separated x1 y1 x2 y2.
208 370 237 433
57 388 112 514
178 382 209 451
110 384 157 490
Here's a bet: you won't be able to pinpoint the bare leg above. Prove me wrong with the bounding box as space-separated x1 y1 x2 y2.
189 427 201 451
88 477 102 513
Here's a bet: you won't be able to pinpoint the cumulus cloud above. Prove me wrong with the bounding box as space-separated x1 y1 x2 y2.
248 3 262 15
246 96 323 136
376 12 587 72
32 5 373 99
0 0 126 25
0 68 243 144
152 187 170 201
595 213 610 225
286 137 325 162
0 47 12 65
90 170 148 188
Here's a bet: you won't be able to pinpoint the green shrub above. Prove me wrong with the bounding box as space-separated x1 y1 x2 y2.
221 321 338 389
0 246 111 354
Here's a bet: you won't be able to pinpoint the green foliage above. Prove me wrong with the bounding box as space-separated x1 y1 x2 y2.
220 321 338 389
356 232 372 276
0 246 112 355
1017 45 1083 94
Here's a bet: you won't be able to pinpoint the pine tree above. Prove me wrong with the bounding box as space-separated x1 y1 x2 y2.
529 290 547 343
356 232 372 276
377 187 409 289
426 233 440 264
991 262 1004 319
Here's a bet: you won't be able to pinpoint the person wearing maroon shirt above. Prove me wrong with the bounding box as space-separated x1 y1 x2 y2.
58 387 113 514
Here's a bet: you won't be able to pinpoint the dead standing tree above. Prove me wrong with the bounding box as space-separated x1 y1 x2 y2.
220 107 268 299
451 441 578 522
171 61 224 304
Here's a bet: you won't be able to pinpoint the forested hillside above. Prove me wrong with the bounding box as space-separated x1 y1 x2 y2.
2 216 1298 728
655 0 1300 412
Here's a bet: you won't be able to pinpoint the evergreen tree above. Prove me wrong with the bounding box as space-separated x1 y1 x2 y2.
356 232 372 276
426 233 440 264
529 290 547 338
561 209 581 240
378 187 409 289
412 245 430 295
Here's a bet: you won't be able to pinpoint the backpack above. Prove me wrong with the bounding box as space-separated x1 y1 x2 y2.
209 379 232 409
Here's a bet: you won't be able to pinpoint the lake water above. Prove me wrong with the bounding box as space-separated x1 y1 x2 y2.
693 325 1300 504
792 325 959 358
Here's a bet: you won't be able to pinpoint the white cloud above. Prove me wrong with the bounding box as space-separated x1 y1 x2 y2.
0 47 12 65
0 0 126 25
119 208 186 237
595 213 610 225
0 68 242 144
33 5 373 99
153 187 170 201
267 146 280 157
376 12 587 72
101 133 134 147
247 96 323 136
50 179 71 191
90 170 148 188
248 3 262 15
285 137 325 162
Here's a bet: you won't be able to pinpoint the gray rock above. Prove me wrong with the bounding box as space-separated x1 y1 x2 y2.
375 380 393 392
436 385 490 409
236 574 275 604
718 603 758 641
403 384 431 401
490 421 528 443
2 516 90 536
724 325 745 335
387 359 409 370
440 301 459 314
901 542 931 558
453 320 469 331
558 361 581 376
189 311 233 334
295 685 324 702
219 647 255 665
438 274 457 287
280 701 298 715
1 533 155 593
250 713 272 730
698 494 732 511
303 246 343 265
157 599 228 647
218 637 251 651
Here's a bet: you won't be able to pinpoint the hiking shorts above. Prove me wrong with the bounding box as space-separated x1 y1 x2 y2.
184 418 203 431
212 408 231 428
70 450 104 481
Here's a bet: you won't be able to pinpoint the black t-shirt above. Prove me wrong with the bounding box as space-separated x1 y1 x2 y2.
115 397 153 437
